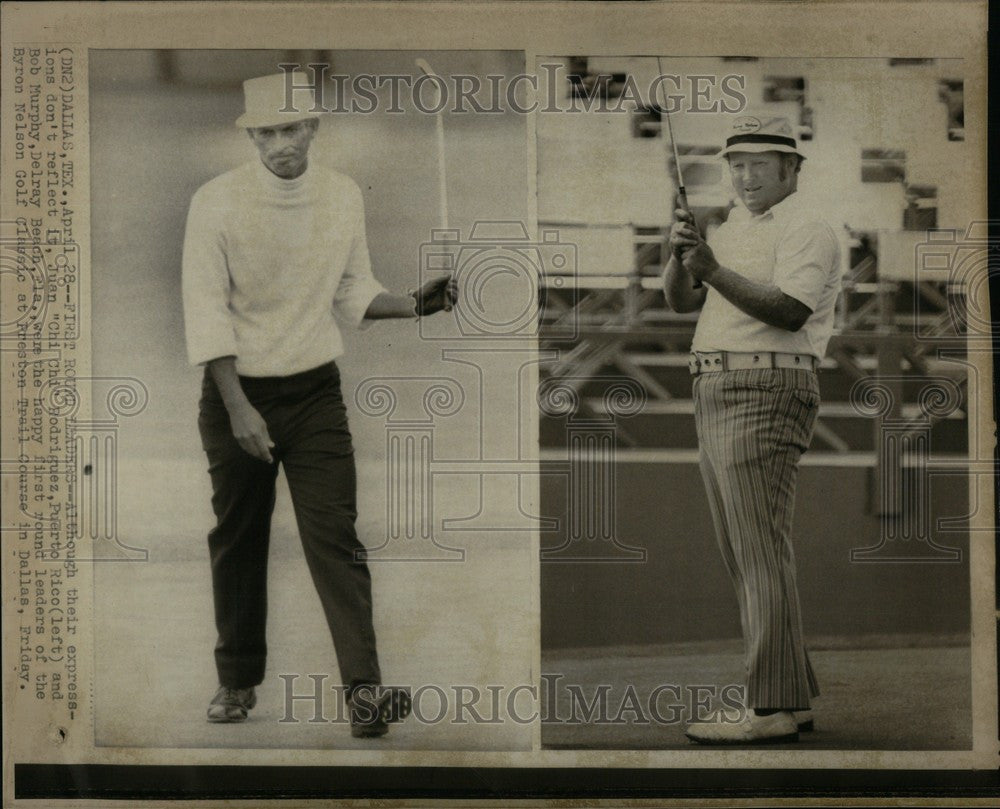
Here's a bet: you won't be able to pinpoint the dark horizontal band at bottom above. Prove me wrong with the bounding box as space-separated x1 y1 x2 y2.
15 764 1000 800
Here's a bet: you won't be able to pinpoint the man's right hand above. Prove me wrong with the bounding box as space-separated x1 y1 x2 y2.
669 207 701 257
228 400 275 463
207 356 275 463
663 207 708 313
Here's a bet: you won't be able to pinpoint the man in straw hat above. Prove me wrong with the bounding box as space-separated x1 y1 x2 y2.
663 115 841 744
182 71 456 737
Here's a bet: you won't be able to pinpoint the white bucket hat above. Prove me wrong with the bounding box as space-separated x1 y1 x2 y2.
717 115 805 159
235 71 321 129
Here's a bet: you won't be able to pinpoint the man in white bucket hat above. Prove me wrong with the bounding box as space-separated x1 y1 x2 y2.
182 71 456 737
663 115 841 744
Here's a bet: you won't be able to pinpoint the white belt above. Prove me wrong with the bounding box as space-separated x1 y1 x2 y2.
689 351 818 375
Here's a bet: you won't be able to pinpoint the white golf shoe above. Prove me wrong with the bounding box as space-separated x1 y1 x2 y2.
685 709 799 745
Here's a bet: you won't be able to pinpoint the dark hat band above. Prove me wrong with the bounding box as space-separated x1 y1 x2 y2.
725 133 798 149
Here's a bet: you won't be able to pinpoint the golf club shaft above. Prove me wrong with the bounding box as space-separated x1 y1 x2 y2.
657 57 702 289
415 58 453 311
415 58 449 230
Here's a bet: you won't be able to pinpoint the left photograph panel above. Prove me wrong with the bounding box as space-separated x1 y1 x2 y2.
88 49 535 751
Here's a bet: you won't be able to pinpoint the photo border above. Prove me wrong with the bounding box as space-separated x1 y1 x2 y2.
1 0 995 803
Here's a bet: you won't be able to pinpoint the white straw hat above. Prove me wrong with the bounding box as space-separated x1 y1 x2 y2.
717 115 805 159
235 71 321 129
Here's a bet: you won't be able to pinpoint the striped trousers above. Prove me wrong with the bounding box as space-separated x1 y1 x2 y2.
693 367 821 710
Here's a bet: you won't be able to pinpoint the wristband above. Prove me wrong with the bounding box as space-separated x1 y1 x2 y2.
406 289 421 319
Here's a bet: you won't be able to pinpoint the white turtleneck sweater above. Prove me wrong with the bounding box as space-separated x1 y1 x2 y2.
182 159 387 376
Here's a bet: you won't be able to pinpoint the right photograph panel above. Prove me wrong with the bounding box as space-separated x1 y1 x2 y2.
536 55 976 750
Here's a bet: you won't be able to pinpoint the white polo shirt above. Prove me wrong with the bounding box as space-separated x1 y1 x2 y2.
182 159 387 377
691 192 842 360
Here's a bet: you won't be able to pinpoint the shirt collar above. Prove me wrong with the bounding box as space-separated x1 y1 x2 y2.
747 190 799 223
254 158 311 196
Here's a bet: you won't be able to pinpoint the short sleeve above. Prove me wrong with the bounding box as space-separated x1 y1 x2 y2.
332 186 388 330
772 220 840 312
181 187 239 365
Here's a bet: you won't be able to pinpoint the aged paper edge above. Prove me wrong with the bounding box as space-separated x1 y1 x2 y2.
0 0 993 798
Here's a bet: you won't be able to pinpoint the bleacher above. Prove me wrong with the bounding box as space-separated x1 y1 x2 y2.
536 56 974 648
536 55 970 466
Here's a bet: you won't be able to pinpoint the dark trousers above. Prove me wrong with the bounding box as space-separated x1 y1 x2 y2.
197 362 381 692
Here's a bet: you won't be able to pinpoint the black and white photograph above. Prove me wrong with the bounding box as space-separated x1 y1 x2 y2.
536 55 984 750
86 49 536 751
0 1 995 805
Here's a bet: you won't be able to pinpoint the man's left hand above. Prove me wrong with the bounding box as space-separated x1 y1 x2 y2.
681 241 720 284
412 274 458 316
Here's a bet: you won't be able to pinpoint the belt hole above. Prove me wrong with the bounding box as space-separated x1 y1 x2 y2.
715 358 721 364
753 355 759 362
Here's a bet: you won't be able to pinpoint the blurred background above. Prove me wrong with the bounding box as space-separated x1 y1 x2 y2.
535 55 977 749
88 49 535 750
